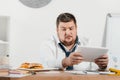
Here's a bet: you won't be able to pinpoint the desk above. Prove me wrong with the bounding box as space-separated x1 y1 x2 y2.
0 71 120 80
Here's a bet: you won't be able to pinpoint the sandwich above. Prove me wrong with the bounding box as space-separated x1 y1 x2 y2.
20 62 43 69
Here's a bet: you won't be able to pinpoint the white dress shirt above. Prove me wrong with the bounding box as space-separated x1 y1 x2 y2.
39 34 102 70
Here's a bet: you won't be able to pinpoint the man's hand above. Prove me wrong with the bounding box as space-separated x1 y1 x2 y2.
94 54 108 70
62 52 83 68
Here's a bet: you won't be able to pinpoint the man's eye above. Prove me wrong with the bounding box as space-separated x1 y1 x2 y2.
70 27 73 30
62 28 66 31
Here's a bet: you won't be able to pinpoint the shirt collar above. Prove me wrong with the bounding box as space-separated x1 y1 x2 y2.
75 36 80 45
53 33 60 44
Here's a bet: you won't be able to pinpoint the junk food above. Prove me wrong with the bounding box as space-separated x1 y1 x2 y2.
20 62 43 69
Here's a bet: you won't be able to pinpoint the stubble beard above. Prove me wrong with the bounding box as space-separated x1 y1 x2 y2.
62 39 75 46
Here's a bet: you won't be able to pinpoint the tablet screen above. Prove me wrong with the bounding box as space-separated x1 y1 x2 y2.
76 46 108 62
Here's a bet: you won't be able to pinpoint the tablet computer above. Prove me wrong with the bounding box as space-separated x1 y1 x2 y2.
76 46 108 62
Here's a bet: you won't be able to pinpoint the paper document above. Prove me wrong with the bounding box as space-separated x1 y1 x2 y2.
76 46 108 62
65 71 86 75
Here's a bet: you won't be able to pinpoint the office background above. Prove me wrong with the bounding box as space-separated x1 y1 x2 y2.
0 0 120 68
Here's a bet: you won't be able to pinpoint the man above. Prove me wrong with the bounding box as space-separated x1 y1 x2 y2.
39 13 108 70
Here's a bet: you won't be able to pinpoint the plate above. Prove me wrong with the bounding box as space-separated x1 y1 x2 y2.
18 68 59 72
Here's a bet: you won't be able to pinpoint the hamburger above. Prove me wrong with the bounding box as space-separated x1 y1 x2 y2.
20 62 43 69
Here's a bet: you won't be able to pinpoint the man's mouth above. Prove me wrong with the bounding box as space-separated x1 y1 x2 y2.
65 36 72 39
66 35 72 38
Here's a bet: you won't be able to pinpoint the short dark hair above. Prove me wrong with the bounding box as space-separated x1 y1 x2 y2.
56 13 77 27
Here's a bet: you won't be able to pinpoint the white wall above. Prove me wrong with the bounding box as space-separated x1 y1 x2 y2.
0 0 120 68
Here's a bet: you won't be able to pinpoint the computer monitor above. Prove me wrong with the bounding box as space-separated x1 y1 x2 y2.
0 16 9 68
102 13 120 55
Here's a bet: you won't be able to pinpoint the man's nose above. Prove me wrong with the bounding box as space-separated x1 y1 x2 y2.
66 29 71 34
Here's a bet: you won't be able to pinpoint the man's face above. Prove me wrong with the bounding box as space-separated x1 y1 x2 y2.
57 20 77 46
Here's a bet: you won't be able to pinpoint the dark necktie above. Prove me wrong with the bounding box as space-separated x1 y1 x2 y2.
59 43 76 70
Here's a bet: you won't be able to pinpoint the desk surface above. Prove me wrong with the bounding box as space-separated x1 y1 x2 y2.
0 71 120 80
